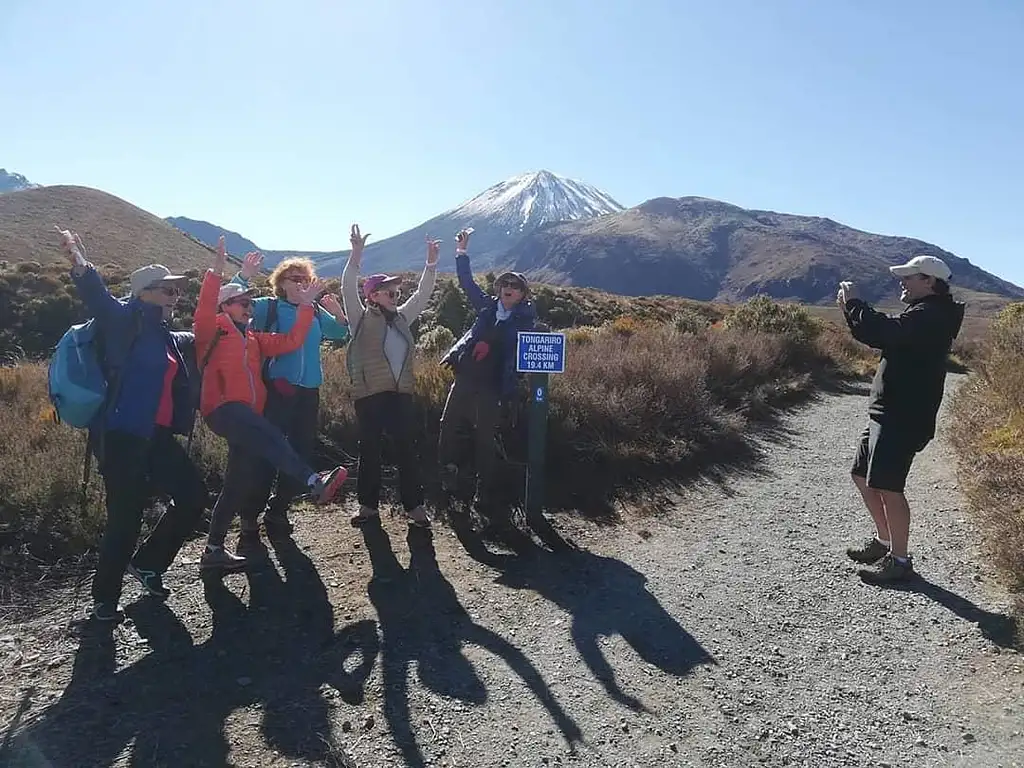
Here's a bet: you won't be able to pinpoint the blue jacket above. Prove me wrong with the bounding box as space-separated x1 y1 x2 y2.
230 273 350 389
71 267 199 439
441 253 536 397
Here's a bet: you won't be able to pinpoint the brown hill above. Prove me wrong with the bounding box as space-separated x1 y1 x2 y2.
505 196 1024 310
0 185 216 272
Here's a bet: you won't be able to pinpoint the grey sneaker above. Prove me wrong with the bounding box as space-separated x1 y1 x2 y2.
91 601 123 623
846 537 889 565
200 545 247 572
126 564 171 600
859 554 915 585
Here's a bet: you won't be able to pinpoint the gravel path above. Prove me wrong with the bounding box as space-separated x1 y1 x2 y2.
3 375 1022 768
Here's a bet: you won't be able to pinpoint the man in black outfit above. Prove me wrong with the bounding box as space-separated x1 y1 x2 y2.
839 254 965 584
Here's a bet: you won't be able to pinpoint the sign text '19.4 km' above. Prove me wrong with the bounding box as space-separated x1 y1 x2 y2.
516 332 566 374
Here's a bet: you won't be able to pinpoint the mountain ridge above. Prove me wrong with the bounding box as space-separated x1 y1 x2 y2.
504 195 1024 305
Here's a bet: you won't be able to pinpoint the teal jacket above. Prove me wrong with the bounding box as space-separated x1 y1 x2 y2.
230 273 350 388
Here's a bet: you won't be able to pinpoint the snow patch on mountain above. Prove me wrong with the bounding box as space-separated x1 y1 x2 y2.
0 169 39 193
445 170 623 232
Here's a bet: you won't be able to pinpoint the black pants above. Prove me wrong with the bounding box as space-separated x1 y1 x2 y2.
204 402 316 547
438 375 501 496
355 391 423 512
92 428 206 605
240 385 320 526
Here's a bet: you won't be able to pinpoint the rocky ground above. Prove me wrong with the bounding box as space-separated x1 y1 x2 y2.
1 375 1022 767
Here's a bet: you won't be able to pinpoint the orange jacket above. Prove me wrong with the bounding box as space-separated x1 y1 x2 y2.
194 269 314 417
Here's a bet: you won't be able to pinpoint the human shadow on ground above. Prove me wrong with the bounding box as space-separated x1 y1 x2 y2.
471 527 719 713
444 516 716 714
6 540 377 768
870 573 1021 649
360 522 583 768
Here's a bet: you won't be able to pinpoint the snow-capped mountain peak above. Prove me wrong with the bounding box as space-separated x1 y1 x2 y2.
0 169 39 194
445 170 624 232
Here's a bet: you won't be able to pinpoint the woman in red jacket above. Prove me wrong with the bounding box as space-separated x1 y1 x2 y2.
194 238 347 571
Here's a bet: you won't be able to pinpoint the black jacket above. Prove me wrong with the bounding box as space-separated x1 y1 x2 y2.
844 293 965 444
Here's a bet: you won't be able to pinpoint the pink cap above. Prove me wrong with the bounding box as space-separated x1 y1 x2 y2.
362 273 401 299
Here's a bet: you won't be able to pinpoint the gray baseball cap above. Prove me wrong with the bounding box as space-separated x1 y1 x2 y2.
129 264 187 296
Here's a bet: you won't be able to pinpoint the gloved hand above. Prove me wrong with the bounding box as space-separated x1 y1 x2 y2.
472 341 490 361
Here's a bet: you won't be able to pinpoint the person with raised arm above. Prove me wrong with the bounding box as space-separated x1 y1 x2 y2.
57 228 205 622
194 237 348 571
342 224 438 529
439 228 536 516
226 252 350 550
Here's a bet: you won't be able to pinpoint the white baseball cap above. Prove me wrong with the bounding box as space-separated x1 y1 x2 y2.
218 283 254 305
129 264 187 296
889 255 952 282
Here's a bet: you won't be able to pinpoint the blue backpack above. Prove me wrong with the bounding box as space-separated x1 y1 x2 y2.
47 319 110 428
47 312 142 429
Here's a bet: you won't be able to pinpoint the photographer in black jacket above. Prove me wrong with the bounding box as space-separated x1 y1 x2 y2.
839 255 965 584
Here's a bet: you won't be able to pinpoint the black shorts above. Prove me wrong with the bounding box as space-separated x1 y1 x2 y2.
851 420 924 493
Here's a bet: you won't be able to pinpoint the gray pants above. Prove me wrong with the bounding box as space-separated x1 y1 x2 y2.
204 402 315 546
437 375 500 497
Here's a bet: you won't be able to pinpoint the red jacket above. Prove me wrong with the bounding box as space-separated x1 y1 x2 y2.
194 270 313 417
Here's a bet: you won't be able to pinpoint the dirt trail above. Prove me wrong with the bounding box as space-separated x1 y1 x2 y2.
2 375 1022 768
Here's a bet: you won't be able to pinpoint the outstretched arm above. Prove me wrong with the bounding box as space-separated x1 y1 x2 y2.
398 237 440 322
342 224 368 331
57 229 128 323
843 299 933 349
454 229 490 311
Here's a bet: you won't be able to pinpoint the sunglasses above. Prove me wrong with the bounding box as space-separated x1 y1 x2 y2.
282 274 311 285
149 285 180 297
374 288 401 299
499 282 525 292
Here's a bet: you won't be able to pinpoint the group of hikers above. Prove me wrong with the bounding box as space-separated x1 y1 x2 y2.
56 225 535 622
55 222 964 621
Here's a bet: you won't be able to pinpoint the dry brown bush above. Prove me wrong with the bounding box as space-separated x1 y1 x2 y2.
0 301 871 560
951 302 1024 639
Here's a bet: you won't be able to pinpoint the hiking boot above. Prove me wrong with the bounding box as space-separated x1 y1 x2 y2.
440 463 459 493
126 564 171 600
200 545 248 572
91 601 124 623
859 554 915 585
846 537 889 565
311 466 348 505
406 505 431 529
263 513 294 540
350 505 380 527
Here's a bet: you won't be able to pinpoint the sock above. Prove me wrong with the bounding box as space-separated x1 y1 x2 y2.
205 543 223 552
893 555 909 564
876 537 891 547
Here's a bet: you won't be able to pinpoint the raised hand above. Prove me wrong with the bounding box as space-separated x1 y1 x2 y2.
296 277 326 306
350 224 370 264
240 251 263 279
319 292 346 321
54 225 86 267
426 236 441 266
212 235 227 276
455 227 473 253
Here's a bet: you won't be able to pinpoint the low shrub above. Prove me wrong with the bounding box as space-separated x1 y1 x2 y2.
951 303 1024 629
0 293 873 561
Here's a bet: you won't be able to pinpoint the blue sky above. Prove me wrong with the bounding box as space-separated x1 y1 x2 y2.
2 0 1022 284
